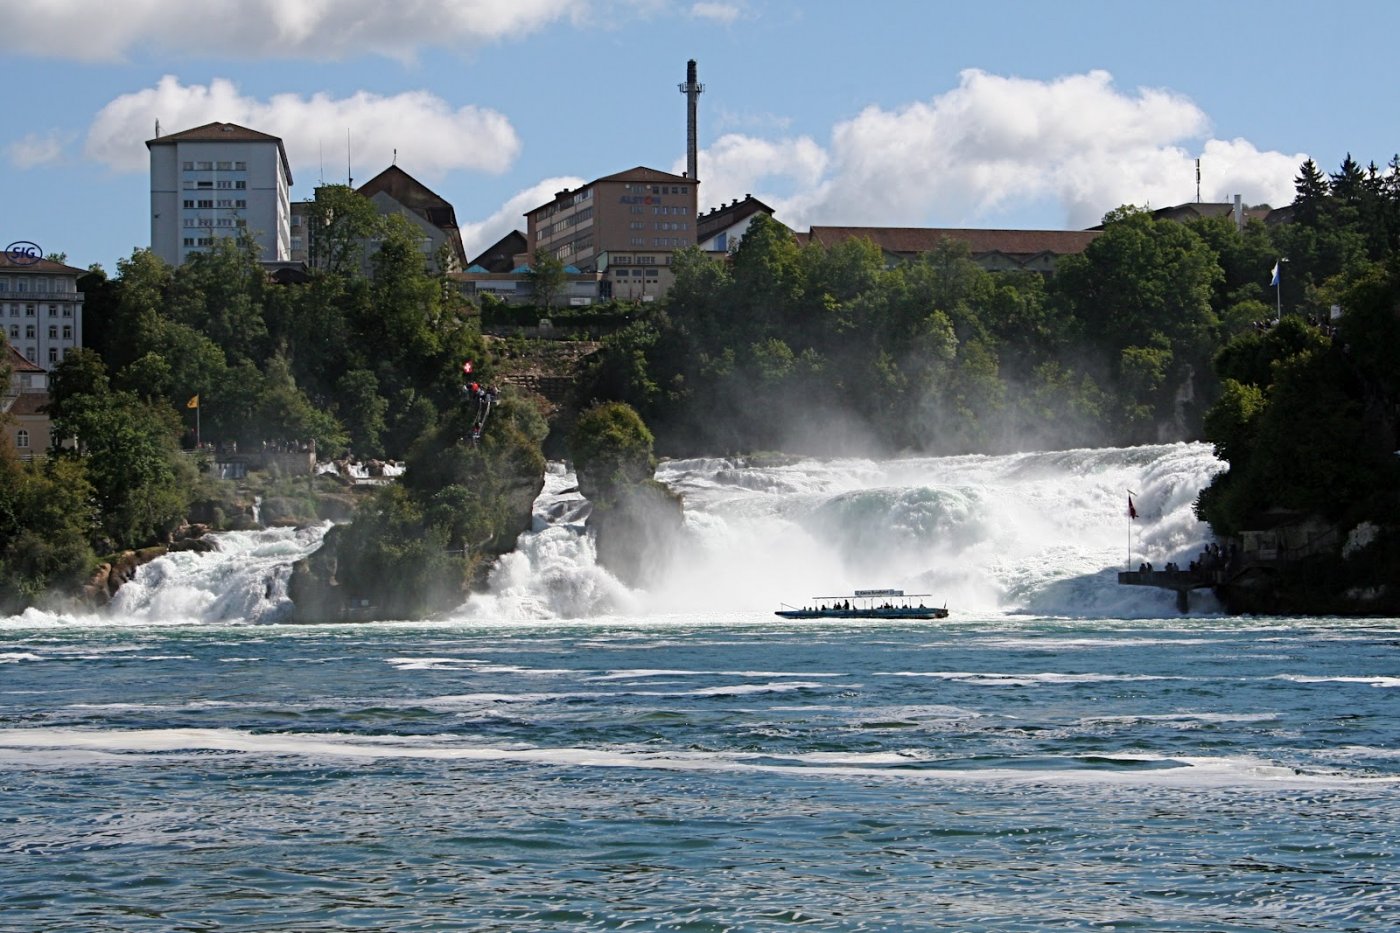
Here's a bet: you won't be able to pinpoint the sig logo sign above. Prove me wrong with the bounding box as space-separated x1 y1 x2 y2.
4 241 43 266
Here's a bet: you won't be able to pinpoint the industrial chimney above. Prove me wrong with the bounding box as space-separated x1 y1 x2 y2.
678 59 704 183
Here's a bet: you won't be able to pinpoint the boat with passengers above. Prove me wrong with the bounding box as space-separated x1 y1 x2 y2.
775 588 948 620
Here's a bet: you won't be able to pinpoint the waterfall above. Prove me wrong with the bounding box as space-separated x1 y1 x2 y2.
471 442 1225 620
7 443 1224 627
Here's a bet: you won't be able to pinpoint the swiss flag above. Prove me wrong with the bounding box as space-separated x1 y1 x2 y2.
1128 496 1138 520
462 360 474 374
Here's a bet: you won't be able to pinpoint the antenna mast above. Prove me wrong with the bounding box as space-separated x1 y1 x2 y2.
678 59 704 182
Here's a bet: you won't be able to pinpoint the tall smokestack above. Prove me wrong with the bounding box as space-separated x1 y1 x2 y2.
678 59 704 182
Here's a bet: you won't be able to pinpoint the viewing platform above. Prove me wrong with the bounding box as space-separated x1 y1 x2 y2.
1117 567 1228 613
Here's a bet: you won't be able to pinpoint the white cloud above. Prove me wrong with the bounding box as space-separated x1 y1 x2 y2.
458 176 585 259
6 131 71 169
85 76 521 182
690 68 1304 231
3 0 576 63
690 2 742 25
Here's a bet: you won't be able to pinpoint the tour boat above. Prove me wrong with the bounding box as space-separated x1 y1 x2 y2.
775 588 948 620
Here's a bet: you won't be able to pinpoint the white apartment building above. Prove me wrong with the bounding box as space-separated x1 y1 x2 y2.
146 122 293 267
0 253 85 370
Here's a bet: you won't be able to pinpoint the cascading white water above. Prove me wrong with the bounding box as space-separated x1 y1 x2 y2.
103 523 332 625
466 442 1226 620
5 443 1224 627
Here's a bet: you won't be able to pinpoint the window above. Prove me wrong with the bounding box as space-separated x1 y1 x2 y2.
234 181 246 189
48 325 57 339
25 324 35 338
25 304 35 316
183 199 195 209
614 269 630 277
234 161 246 170
182 161 194 170
7 325 15 338
62 325 72 340
15 430 27 449
645 268 659 277
48 305 57 316
629 237 644 246
197 181 213 189
217 161 232 171
217 199 233 208
236 199 246 208
198 199 213 208
48 347 57 363
62 307 71 317
216 180 232 189
196 161 212 170
184 237 195 247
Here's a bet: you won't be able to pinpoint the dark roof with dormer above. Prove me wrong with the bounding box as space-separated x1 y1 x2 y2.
697 195 777 242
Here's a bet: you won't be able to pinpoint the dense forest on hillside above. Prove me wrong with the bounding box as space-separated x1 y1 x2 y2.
3 156 1400 614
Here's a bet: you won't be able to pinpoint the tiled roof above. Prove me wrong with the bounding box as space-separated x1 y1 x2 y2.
145 121 292 184
805 226 1100 257
0 254 88 274
5 392 49 417
5 344 45 373
591 166 695 186
146 121 282 146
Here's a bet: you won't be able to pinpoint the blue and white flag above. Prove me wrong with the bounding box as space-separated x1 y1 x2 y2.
1270 261 1280 287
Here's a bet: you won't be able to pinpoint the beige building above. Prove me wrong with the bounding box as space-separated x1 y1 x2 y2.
2 345 50 462
526 166 698 302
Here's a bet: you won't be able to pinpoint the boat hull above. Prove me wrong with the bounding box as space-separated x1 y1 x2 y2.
774 608 949 620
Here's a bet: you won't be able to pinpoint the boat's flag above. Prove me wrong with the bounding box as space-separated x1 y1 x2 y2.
1270 261 1280 287
1128 495 1138 520
186 394 199 409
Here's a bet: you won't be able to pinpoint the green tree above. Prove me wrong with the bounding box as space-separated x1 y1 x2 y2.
524 248 567 310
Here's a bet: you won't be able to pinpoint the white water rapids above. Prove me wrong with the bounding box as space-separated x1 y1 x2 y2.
2 442 1226 627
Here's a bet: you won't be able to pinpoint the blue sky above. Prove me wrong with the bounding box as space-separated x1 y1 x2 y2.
4 0 1398 273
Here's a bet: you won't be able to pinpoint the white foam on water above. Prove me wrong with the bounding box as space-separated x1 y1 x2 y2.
0 726 1390 789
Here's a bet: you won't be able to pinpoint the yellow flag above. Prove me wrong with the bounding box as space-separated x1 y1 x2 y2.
187 395 199 409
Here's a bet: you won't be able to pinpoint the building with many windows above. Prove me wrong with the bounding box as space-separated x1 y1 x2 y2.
147 122 293 267
0 253 85 370
526 166 698 301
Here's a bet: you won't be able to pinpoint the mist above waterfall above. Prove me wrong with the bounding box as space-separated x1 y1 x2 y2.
465 441 1226 621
